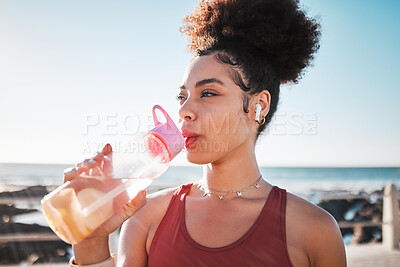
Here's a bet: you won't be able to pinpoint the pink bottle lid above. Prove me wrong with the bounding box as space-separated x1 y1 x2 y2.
147 105 184 161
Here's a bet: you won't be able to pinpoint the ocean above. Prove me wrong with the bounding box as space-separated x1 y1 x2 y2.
1 163 399 197
0 163 399 251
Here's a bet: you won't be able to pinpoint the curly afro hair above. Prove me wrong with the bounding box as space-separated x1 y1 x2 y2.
180 0 321 138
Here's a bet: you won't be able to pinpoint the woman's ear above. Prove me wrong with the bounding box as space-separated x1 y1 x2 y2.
257 90 271 118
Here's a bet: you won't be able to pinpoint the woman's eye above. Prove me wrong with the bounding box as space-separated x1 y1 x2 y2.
201 91 217 98
176 94 187 102
176 91 216 102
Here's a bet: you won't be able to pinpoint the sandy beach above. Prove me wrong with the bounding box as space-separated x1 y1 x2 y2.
346 244 400 267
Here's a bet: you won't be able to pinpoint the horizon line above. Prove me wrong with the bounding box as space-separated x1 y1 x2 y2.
0 161 399 168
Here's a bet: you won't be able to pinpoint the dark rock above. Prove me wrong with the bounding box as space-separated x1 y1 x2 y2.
355 201 382 222
0 223 71 264
318 199 354 221
318 195 384 244
0 241 70 264
351 226 382 244
0 222 53 234
0 185 50 199
0 204 37 222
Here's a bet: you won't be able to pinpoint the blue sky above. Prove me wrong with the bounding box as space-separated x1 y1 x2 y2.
0 0 399 167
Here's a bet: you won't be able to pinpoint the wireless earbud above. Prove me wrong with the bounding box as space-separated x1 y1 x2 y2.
255 103 262 122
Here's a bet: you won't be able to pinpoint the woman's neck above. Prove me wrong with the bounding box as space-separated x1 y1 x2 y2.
201 139 262 192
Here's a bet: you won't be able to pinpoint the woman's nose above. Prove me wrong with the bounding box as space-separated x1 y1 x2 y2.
178 101 196 123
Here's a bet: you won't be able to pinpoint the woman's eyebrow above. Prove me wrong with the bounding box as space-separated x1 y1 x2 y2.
179 78 225 90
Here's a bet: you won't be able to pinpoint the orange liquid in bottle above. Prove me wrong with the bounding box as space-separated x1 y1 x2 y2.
41 176 153 244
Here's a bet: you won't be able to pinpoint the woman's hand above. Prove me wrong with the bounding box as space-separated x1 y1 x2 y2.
63 144 147 265
63 143 114 181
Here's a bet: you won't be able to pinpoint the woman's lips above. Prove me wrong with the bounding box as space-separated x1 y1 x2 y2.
185 136 200 148
181 129 200 148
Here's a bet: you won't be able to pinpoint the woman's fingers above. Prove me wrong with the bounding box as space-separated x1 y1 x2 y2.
97 190 147 236
100 144 113 178
64 153 104 182
102 156 114 178
123 190 147 218
63 167 85 182
92 152 104 163
97 144 113 178
101 143 113 155
64 144 114 189
77 159 98 169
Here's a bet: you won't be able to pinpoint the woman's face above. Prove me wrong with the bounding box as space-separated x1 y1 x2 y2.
178 53 258 164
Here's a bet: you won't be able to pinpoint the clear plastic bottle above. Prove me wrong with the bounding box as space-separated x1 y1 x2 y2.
41 105 184 244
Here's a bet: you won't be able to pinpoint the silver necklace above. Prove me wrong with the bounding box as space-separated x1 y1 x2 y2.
197 175 262 200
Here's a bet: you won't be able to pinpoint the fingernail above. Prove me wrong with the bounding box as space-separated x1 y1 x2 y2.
63 167 77 175
102 144 112 154
82 160 91 168
88 159 97 165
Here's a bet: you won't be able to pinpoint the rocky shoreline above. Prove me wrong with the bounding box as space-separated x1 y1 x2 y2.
317 189 385 245
0 185 396 264
0 186 70 264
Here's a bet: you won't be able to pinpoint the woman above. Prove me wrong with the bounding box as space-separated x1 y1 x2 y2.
67 0 347 266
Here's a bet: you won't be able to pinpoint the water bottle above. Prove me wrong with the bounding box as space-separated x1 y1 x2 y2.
41 105 184 244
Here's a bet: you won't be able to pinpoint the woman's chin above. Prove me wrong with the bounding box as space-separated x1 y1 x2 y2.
186 150 213 165
186 149 225 165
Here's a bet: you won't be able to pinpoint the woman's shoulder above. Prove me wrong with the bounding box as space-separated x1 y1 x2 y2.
119 184 192 265
285 191 346 266
146 183 193 207
286 191 337 225
286 191 340 240
125 183 193 228
120 183 194 259
148 183 193 200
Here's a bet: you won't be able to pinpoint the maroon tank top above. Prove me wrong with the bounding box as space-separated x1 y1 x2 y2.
147 184 294 267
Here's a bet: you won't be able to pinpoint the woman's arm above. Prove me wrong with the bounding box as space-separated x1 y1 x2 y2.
117 212 149 267
71 189 147 265
72 237 110 265
65 145 147 265
117 187 178 267
307 210 347 267
286 193 347 267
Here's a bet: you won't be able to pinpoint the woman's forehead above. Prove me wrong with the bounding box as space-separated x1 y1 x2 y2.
181 54 232 87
